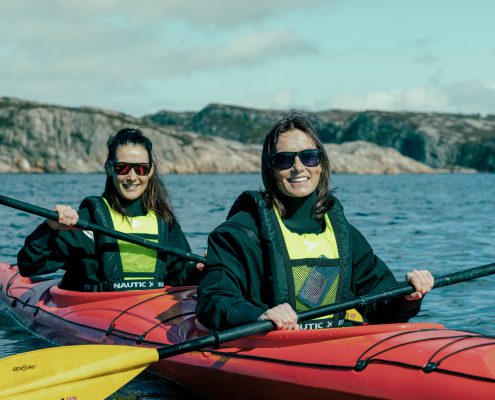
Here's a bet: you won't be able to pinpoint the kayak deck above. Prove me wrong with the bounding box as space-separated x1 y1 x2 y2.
1 262 494 399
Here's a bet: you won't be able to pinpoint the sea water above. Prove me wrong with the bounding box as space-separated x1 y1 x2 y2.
1 173 494 399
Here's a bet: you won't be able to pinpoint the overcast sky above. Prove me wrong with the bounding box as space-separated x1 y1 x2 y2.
1 0 494 116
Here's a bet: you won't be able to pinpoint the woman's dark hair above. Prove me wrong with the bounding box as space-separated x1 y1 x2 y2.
261 111 332 220
103 128 176 225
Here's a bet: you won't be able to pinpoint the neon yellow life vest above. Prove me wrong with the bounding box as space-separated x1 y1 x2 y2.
275 208 363 324
103 198 159 281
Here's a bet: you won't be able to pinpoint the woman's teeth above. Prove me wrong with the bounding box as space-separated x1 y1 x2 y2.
289 177 308 183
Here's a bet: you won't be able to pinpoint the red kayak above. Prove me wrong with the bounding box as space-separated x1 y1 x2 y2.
1 262 494 399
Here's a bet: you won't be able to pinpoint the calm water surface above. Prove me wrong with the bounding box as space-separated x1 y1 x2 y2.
1 173 494 399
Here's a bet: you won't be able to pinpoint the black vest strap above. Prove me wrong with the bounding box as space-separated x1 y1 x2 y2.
81 196 123 280
327 199 352 305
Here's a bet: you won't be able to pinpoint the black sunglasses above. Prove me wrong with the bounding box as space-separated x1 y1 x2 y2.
270 149 322 170
109 161 152 176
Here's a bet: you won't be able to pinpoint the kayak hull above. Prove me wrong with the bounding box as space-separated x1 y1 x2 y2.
1 262 494 399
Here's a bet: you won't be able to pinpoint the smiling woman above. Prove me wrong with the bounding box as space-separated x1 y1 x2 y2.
196 111 434 332
17 128 203 292
108 147 154 201
271 134 322 198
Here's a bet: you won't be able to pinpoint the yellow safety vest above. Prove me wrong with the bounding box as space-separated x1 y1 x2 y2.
275 209 363 324
103 198 159 281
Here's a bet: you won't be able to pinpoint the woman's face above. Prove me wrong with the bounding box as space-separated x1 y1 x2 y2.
273 129 322 198
110 144 153 201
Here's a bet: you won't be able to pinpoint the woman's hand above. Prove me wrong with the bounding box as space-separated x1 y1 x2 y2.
46 205 79 231
258 303 299 330
404 269 434 300
195 251 207 272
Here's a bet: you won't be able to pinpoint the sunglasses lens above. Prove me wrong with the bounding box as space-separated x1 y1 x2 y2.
112 163 151 176
113 163 132 175
133 164 151 176
272 153 296 170
271 149 322 170
300 149 322 167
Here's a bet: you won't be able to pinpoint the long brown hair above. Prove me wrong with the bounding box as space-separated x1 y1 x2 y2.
103 128 176 225
261 112 333 220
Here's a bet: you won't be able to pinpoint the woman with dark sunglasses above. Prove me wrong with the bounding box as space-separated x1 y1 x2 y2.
196 112 433 331
17 128 203 291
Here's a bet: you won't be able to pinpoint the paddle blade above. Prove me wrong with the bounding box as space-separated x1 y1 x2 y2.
0 344 159 400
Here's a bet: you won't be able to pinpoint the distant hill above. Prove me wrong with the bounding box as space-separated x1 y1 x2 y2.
143 104 354 144
144 103 495 172
0 96 487 174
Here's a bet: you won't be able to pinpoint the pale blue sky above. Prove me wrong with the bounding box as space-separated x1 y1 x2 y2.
1 0 494 116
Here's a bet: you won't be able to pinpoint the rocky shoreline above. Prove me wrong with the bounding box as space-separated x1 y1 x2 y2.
0 97 490 174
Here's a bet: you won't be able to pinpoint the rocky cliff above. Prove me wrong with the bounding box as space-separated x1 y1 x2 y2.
145 104 495 172
0 97 476 174
0 97 263 174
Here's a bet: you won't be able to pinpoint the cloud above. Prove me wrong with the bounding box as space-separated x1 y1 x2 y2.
412 53 441 64
0 28 315 84
394 37 441 65
184 31 317 70
313 79 495 115
2 1 492 117
241 90 299 110
443 79 495 114
0 0 318 114
0 1 319 86
325 88 448 113
240 90 324 113
0 0 330 28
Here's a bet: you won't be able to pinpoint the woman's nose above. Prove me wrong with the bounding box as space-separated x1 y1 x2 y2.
127 167 138 178
292 155 305 172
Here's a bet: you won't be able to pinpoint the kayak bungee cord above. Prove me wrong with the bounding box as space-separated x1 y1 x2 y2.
3 273 194 346
104 288 194 337
208 329 495 383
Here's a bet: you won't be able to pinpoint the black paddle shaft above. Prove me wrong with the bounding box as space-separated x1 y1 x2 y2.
157 262 495 359
0 194 206 264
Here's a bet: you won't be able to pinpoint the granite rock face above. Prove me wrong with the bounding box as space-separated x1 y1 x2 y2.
0 97 482 174
0 97 261 174
326 141 436 174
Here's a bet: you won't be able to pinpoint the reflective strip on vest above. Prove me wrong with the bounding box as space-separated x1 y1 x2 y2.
103 198 159 280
